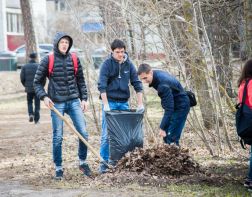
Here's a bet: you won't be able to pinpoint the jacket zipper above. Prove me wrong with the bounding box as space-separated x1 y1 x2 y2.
63 56 70 95
118 63 121 79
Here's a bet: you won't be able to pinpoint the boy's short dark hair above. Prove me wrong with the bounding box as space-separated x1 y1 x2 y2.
111 39 126 51
61 36 70 42
29 52 37 59
137 63 152 75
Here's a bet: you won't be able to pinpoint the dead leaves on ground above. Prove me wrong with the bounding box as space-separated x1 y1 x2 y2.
115 144 201 176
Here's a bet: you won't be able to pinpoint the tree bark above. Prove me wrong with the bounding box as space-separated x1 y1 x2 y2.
182 0 215 129
20 0 39 62
244 0 252 58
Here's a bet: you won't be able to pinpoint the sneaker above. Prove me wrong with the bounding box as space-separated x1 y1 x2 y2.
29 115 34 122
248 184 252 192
99 161 108 174
244 177 251 187
54 169 63 180
79 163 92 177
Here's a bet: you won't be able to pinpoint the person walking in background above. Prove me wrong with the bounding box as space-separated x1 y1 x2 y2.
20 52 43 124
97 39 144 173
237 59 252 191
137 63 190 146
34 32 91 180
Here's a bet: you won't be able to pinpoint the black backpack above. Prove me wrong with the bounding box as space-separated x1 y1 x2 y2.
185 90 197 107
168 85 197 107
235 79 252 148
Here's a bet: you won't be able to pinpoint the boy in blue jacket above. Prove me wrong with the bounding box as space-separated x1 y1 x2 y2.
137 63 190 145
98 39 144 173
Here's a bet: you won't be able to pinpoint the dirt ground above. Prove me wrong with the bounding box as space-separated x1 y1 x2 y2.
0 71 251 196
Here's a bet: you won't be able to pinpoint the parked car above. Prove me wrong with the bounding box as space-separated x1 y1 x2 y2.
15 44 52 69
15 43 83 69
91 47 107 69
0 50 17 71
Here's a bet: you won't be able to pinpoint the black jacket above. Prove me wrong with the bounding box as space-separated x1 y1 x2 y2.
98 53 142 102
150 70 190 130
20 60 40 93
33 32 88 102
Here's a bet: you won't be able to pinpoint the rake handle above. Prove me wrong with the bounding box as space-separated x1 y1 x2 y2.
50 106 110 167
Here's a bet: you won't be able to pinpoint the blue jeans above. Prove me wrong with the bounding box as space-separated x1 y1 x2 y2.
27 92 40 122
163 108 190 145
100 101 129 161
51 98 88 167
248 147 252 180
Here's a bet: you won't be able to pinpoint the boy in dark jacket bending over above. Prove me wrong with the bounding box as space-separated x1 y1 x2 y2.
137 63 190 145
34 32 91 180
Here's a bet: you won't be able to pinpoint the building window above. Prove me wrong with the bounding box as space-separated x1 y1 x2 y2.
6 12 23 33
55 0 68 11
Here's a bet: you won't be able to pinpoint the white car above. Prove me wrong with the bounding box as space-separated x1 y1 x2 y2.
15 44 53 68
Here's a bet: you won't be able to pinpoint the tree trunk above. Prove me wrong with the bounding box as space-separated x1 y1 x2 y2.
98 0 127 43
126 18 137 59
244 0 252 58
139 24 147 60
20 0 39 62
182 0 215 129
205 7 234 98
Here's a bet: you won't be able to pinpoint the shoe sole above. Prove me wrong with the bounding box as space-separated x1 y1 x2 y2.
54 177 63 180
79 167 91 177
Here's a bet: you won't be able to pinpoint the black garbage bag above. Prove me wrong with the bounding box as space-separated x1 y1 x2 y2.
105 110 144 163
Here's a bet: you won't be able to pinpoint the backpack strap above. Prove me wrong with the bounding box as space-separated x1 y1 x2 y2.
48 52 78 77
240 139 246 150
241 79 250 105
48 53 54 76
71 52 78 76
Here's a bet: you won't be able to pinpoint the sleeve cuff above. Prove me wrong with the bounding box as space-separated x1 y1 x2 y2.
99 89 106 93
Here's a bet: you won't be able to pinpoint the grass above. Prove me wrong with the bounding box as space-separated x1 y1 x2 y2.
166 183 251 197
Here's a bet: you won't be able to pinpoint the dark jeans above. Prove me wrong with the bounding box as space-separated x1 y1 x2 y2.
248 146 252 180
163 108 190 145
27 92 40 123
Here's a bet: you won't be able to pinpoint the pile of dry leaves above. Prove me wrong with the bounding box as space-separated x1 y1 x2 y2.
115 144 201 176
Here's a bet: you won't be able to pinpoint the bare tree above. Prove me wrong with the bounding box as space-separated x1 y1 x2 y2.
244 0 252 58
20 0 39 62
45 0 245 155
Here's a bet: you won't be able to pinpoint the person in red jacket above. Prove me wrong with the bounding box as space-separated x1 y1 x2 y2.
238 59 252 191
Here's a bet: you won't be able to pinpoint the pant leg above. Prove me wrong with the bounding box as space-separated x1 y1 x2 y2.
34 94 40 123
248 146 252 179
51 102 65 167
164 108 189 145
100 104 109 161
27 93 34 116
67 99 88 161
